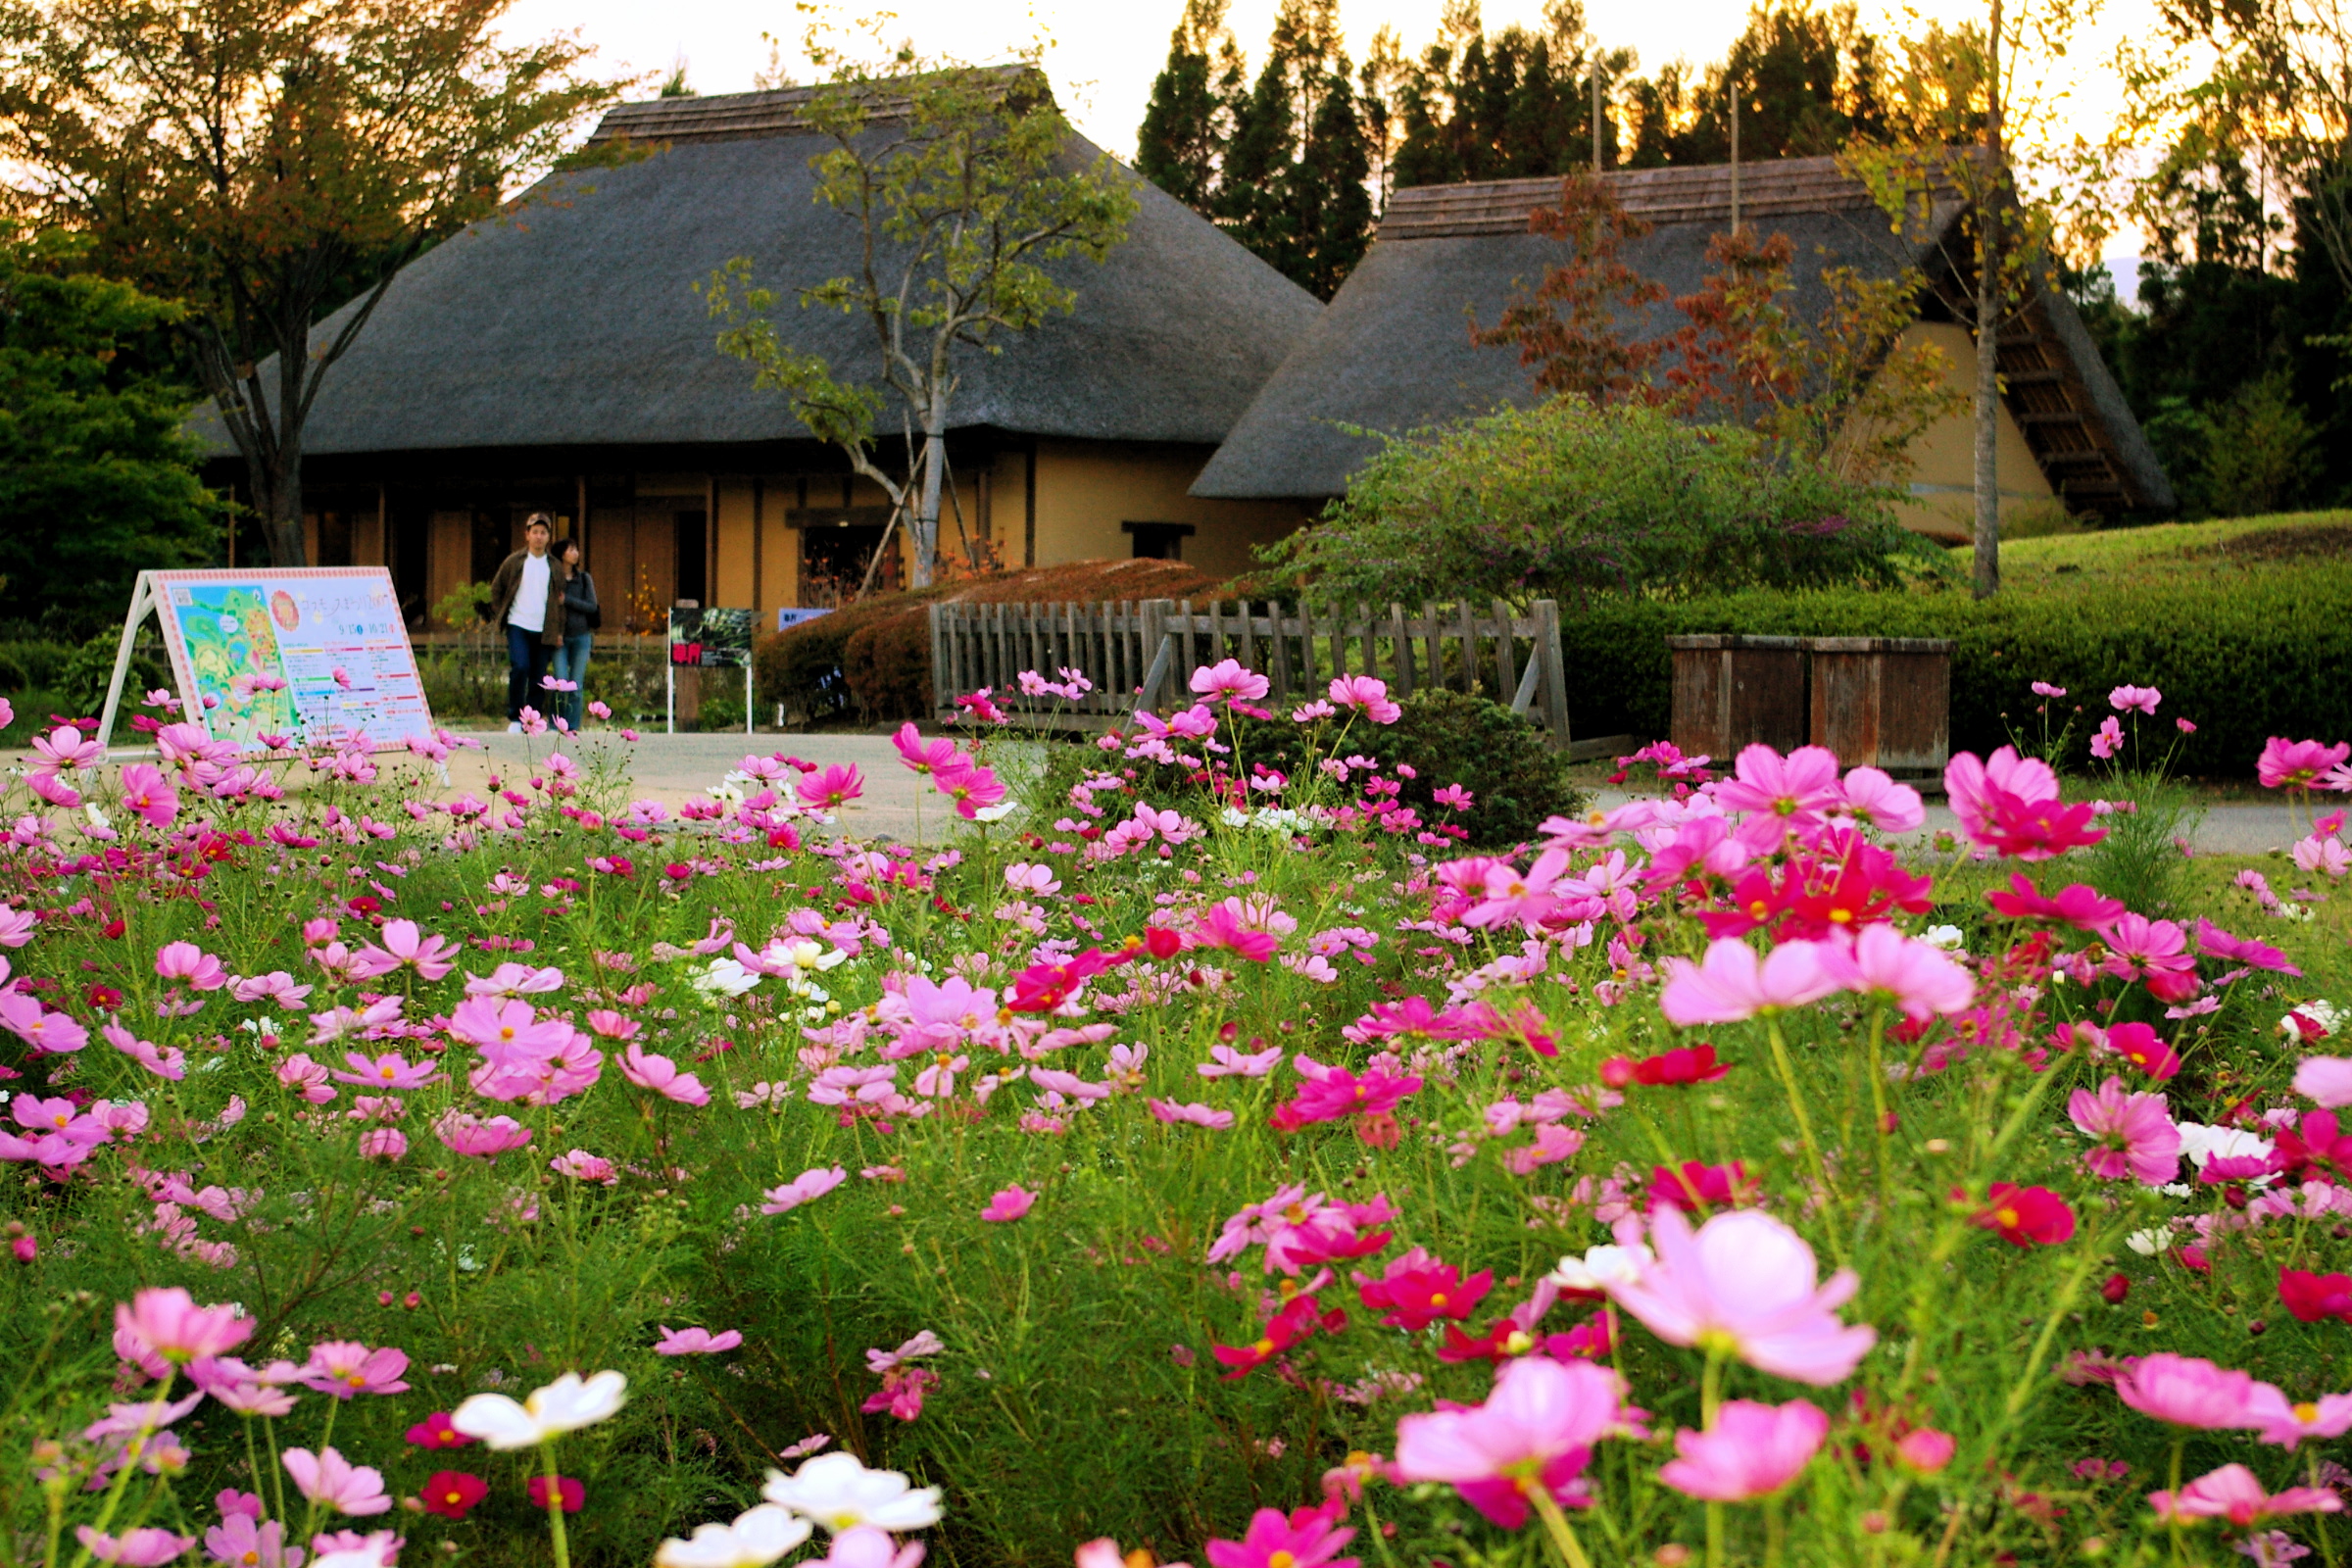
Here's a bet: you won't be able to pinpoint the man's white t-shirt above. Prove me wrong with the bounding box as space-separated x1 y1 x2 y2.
509 553 550 634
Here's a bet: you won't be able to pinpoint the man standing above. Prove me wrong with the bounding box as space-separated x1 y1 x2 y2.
486 514 566 731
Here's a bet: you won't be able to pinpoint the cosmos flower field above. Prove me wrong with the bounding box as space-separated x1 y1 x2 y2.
6 672 2352 1568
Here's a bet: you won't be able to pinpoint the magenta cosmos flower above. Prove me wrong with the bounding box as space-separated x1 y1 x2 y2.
1658 938 1839 1027
433 1109 532 1159
981 1185 1036 1223
1326 674 1400 724
1605 1208 1876 1386
2116 1352 2261 1430
2068 1076 2181 1186
1712 744 1842 826
619 1044 711 1107
1391 1354 1623 1528
2257 737 2351 790
1192 659 1270 704
797 763 865 810
1657 1398 1829 1501
2109 684 2162 715
1204 1499 1356 1568
656 1325 745 1356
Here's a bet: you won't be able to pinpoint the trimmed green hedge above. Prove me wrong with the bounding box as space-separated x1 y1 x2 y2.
1561 560 2352 773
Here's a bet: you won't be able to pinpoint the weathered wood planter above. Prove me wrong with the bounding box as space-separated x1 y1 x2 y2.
1804 636 1954 773
1668 634 1808 760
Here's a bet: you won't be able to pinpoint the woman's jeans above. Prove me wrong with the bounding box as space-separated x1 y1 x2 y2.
554 634 593 730
505 623 552 722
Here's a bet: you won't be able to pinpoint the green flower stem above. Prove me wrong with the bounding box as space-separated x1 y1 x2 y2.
68 1372 177 1568
2167 1437 2184 1568
541 1442 573 1568
1863 1004 1893 1210
1763 1018 1843 1262
1529 1488 1593 1568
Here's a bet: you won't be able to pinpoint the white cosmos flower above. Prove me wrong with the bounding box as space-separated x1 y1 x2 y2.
1548 1243 1653 1294
1920 925 1966 952
971 803 1016 822
693 958 761 998
450 1370 626 1449
655 1504 812 1567
761 1451 943 1534
308 1531 402 1568
2126 1227 2175 1255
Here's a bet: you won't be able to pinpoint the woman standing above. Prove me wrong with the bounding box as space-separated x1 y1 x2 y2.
554 537 598 730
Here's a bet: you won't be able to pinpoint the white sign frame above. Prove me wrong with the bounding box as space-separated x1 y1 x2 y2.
96 566 436 757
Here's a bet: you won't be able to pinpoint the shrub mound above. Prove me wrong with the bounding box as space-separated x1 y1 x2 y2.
757 558 1230 725
1559 557 2352 772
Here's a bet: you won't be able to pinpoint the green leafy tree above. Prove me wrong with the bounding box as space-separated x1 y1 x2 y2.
1622 2 1888 168
1137 0 1243 210
0 0 623 568
704 58 1138 590
0 234 221 636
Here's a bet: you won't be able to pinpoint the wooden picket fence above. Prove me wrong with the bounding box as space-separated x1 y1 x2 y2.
927 597 1599 754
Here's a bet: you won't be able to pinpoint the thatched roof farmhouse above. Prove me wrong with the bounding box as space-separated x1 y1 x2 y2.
209 73 1321 629
1193 156 2174 538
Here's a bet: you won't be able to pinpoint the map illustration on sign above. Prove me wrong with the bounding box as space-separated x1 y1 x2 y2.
151 568 433 753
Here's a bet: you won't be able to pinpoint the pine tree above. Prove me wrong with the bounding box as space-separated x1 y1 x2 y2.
1137 0 1240 210
1292 69 1375 296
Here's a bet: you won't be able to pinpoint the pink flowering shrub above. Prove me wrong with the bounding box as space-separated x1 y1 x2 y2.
2 679 2352 1566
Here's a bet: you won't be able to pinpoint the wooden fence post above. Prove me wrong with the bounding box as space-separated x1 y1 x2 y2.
1536 599 1571 751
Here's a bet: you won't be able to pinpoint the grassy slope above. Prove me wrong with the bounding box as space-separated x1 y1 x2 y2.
1984 509 2352 592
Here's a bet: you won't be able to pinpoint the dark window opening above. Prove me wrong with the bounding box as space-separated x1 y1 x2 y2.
673 509 708 606
390 505 429 628
468 512 508 585
1123 520 1196 561
316 511 354 566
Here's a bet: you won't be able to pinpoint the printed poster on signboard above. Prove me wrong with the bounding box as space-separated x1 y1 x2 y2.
667 607 754 668
151 567 433 753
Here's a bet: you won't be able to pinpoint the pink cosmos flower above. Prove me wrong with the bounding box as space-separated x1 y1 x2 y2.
655 1326 745 1355
282 1446 392 1515
1004 861 1062 896
1391 1353 1622 1528
154 941 228 990
1203 1499 1356 1568
1192 660 1271 703
432 1110 532 1159
447 996 574 1054
1149 1099 1236 1129
937 761 1007 819
761 1165 848 1214
205 1514 295 1568
103 1022 185 1080
1894 1428 1956 1473
354 919 459 981
2068 1077 2181 1186
2116 1352 2261 1429
1820 924 1974 1020
2089 715 2124 760
73 1527 196 1565
359 1128 408 1160
0 991 88 1054
1714 745 1842 828
328 1052 437 1090
2192 918 2301 976
2243 1385 2352 1449
798 764 865 810
30 723 104 771
2147 1463 2343 1527
117 763 179 829
233 970 314 1008
300 1342 412 1398
550 1150 616 1185
2257 738 2351 790
2100 913 2199 1002
117 1287 251 1364
2110 685 2162 714
1326 674 1401 724
1657 938 1840 1026
1605 1207 1875 1385
981 1184 1036 1222
1200 1044 1284 1078
891 722 957 777
2295 1056 2352 1108
1192 901 1280 962
619 1044 711 1107
1657 1398 1829 1500
1836 766 1926 833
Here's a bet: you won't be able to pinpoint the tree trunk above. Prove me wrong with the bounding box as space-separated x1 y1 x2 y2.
263 450 307 569
910 422 948 589
1972 0 2003 601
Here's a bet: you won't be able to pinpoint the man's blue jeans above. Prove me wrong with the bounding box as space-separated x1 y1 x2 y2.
506 622 552 721
554 634 593 730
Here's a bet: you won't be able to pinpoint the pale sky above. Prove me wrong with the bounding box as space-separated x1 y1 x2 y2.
499 0 2180 258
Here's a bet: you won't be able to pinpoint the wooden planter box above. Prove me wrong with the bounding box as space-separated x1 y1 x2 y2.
1668 634 1808 760
1805 636 1953 773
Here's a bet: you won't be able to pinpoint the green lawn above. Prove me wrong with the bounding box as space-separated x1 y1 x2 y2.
1979 509 2352 591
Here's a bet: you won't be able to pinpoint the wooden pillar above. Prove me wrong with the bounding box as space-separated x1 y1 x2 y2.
752 476 764 617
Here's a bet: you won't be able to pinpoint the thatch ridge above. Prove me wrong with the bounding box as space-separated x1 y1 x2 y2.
194 86 1322 460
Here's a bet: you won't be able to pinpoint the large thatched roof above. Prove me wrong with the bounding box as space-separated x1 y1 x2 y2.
204 72 1321 459
1191 155 2173 514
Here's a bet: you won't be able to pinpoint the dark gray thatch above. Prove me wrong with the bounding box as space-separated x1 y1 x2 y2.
1192 156 2174 514
200 77 1320 457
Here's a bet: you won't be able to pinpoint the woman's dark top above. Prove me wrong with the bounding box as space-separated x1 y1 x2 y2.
563 569 598 637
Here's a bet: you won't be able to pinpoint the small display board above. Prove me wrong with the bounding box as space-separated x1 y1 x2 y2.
775 607 833 633
667 607 755 668
97 567 434 756
663 606 756 735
